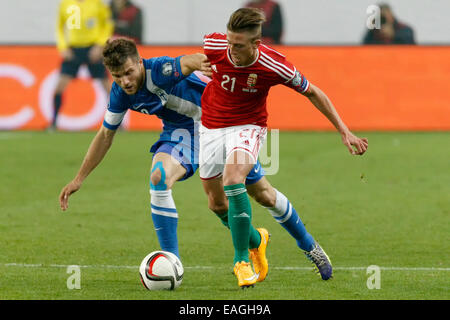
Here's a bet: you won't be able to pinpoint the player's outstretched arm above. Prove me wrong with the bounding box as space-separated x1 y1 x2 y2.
303 83 368 155
59 125 117 211
180 53 212 77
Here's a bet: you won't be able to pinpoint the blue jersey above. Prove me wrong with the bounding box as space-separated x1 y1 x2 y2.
103 56 205 133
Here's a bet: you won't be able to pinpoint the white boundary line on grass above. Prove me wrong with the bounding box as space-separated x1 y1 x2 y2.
2 263 449 272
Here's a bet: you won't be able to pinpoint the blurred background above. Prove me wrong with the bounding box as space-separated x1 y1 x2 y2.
1 0 450 45
0 0 449 131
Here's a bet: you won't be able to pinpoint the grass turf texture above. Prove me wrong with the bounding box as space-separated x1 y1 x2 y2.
0 131 448 300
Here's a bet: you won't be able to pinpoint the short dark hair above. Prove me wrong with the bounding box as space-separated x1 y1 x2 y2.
102 38 139 70
227 8 265 39
378 2 391 10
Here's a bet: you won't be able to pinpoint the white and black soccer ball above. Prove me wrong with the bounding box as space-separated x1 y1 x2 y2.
139 251 184 290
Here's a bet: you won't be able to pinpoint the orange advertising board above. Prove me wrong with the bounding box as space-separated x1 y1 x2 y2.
1 45 449 131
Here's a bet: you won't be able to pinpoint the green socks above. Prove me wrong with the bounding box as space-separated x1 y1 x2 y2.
224 183 260 264
216 211 261 249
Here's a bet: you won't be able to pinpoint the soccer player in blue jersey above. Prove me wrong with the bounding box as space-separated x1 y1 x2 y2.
58 38 330 283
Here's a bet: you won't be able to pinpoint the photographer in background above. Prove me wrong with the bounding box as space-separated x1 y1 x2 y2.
363 3 415 45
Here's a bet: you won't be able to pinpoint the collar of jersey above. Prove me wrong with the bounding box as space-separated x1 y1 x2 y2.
227 47 260 68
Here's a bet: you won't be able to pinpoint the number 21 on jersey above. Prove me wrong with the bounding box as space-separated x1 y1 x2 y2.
221 75 236 92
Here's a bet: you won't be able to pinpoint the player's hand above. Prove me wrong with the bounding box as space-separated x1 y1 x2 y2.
59 180 82 211
199 55 212 77
341 131 368 156
88 45 103 63
61 49 74 61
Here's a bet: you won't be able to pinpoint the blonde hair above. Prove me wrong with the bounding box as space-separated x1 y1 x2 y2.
227 8 266 40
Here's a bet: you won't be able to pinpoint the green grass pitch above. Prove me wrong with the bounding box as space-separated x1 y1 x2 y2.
0 131 448 300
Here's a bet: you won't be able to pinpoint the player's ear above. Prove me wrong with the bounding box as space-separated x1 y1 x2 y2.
253 38 261 48
138 57 144 69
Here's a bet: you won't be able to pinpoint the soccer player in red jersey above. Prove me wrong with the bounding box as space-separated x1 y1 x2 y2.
200 8 368 288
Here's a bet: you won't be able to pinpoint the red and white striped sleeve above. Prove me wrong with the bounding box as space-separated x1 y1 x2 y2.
259 44 310 94
203 33 228 56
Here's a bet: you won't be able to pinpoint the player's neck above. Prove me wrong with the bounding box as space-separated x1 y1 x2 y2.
230 48 259 67
246 50 259 66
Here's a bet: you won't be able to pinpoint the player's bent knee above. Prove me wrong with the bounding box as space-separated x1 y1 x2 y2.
150 170 161 185
150 162 168 191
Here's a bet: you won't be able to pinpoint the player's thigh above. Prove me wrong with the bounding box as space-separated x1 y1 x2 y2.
224 125 267 166
223 125 267 185
223 151 255 186
199 124 226 180
150 152 186 190
246 176 277 208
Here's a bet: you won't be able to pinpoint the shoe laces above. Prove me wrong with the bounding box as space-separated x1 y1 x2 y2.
305 245 327 267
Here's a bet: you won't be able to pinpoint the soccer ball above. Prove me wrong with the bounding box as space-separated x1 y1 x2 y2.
139 251 184 290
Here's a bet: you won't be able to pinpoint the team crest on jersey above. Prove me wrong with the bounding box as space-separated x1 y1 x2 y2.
247 73 258 87
211 64 217 73
243 73 258 93
162 62 173 76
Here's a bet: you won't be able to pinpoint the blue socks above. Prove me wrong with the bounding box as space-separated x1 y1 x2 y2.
267 189 315 252
150 189 179 258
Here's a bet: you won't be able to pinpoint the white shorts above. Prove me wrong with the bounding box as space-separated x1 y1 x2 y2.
199 124 267 180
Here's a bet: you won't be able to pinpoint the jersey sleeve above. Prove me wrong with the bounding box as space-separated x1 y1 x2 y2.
103 83 128 130
259 45 310 93
280 58 310 94
148 56 186 89
259 46 310 93
203 33 228 60
284 69 310 94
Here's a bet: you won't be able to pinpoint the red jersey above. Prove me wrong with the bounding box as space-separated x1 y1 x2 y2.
201 32 310 129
